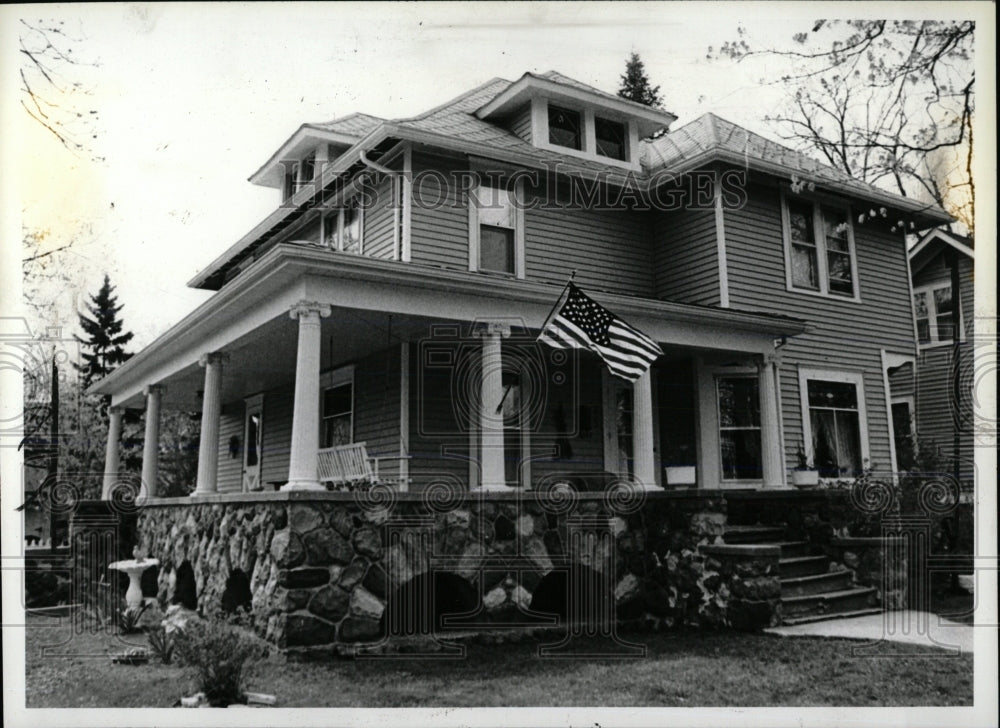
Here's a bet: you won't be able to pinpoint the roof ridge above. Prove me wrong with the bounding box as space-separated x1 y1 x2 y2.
314 110 382 126
703 112 719 144
530 69 672 116
395 76 513 123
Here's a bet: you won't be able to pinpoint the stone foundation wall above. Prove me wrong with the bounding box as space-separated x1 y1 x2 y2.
827 537 907 609
136 490 773 650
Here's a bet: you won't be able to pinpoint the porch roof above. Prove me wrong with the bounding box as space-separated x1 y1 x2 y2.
89 244 809 407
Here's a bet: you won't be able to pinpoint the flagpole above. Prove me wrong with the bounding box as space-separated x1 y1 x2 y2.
536 271 576 341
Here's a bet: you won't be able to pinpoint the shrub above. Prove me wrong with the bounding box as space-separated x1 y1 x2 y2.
147 626 175 664
172 613 266 706
118 603 150 634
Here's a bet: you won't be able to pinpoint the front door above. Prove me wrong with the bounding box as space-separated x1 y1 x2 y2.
242 394 264 491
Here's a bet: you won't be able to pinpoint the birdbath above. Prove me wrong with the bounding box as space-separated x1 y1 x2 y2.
108 554 159 611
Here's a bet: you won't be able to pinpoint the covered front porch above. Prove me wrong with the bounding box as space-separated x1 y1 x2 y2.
91 245 808 499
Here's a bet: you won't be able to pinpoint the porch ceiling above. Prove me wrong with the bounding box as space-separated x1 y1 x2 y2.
116 309 439 410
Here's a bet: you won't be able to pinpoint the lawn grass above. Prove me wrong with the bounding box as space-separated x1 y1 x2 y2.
24 612 973 708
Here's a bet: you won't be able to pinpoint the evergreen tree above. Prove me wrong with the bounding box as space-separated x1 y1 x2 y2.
617 52 663 109
74 274 134 387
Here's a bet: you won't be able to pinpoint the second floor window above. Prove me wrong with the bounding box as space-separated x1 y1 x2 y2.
324 201 364 254
783 197 858 299
471 184 521 276
548 105 582 150
914 283 957 345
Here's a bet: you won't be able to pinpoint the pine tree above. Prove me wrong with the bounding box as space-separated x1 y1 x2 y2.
74 274 134 387
617 52 663 109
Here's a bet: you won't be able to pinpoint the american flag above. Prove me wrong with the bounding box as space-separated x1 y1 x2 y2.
537 283 663 381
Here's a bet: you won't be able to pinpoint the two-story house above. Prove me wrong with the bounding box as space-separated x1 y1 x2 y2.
90 70 952 499
889 228 975 485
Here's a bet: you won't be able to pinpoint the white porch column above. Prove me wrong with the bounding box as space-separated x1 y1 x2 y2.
283 301 332 491
477 321 510 490
100 406 124 500
140 384 164 500
758 355 784 487
632 370 659 489
194 352 227 495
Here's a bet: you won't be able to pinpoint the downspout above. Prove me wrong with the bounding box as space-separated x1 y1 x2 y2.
359 149 396 176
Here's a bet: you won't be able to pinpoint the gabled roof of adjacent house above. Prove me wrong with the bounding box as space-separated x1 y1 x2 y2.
910 228 974 260
908 227 974 276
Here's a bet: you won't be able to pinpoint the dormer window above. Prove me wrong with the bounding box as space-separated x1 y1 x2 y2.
281 153 318 201
301 153 316 186
548 105 582 150
595 116 626 161
282 162 299 201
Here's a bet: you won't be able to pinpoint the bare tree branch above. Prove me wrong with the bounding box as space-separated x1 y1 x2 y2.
712 20 975 235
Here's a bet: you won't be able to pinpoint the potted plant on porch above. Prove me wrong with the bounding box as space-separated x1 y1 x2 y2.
791 442 820 488
664 443 697 487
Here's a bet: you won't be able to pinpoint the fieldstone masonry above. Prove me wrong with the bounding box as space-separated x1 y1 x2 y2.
137 492 763 650
130 488 924 651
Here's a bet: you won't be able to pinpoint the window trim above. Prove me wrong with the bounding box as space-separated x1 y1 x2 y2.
797 367 870 480
320 365 355 448
781 191 860 302
913 280 964 348
468 178 525 279
714 372 764 485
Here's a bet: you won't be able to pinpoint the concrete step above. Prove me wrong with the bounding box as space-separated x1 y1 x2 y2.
779 555 831 578
775 540 813 558
780 607 884 626
781 586 879 619
722 525 787 544
781 569 854 597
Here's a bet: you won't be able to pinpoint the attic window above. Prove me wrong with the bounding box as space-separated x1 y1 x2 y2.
595 117 626 161
548 105 581 150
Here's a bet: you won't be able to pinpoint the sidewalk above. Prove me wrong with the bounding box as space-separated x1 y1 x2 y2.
765 611 978 654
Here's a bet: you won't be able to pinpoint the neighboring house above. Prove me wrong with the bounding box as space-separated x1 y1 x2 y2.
89 70 952 497
889 228 975 485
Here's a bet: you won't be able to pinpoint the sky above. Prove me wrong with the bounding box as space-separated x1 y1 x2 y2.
0 2 993 349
